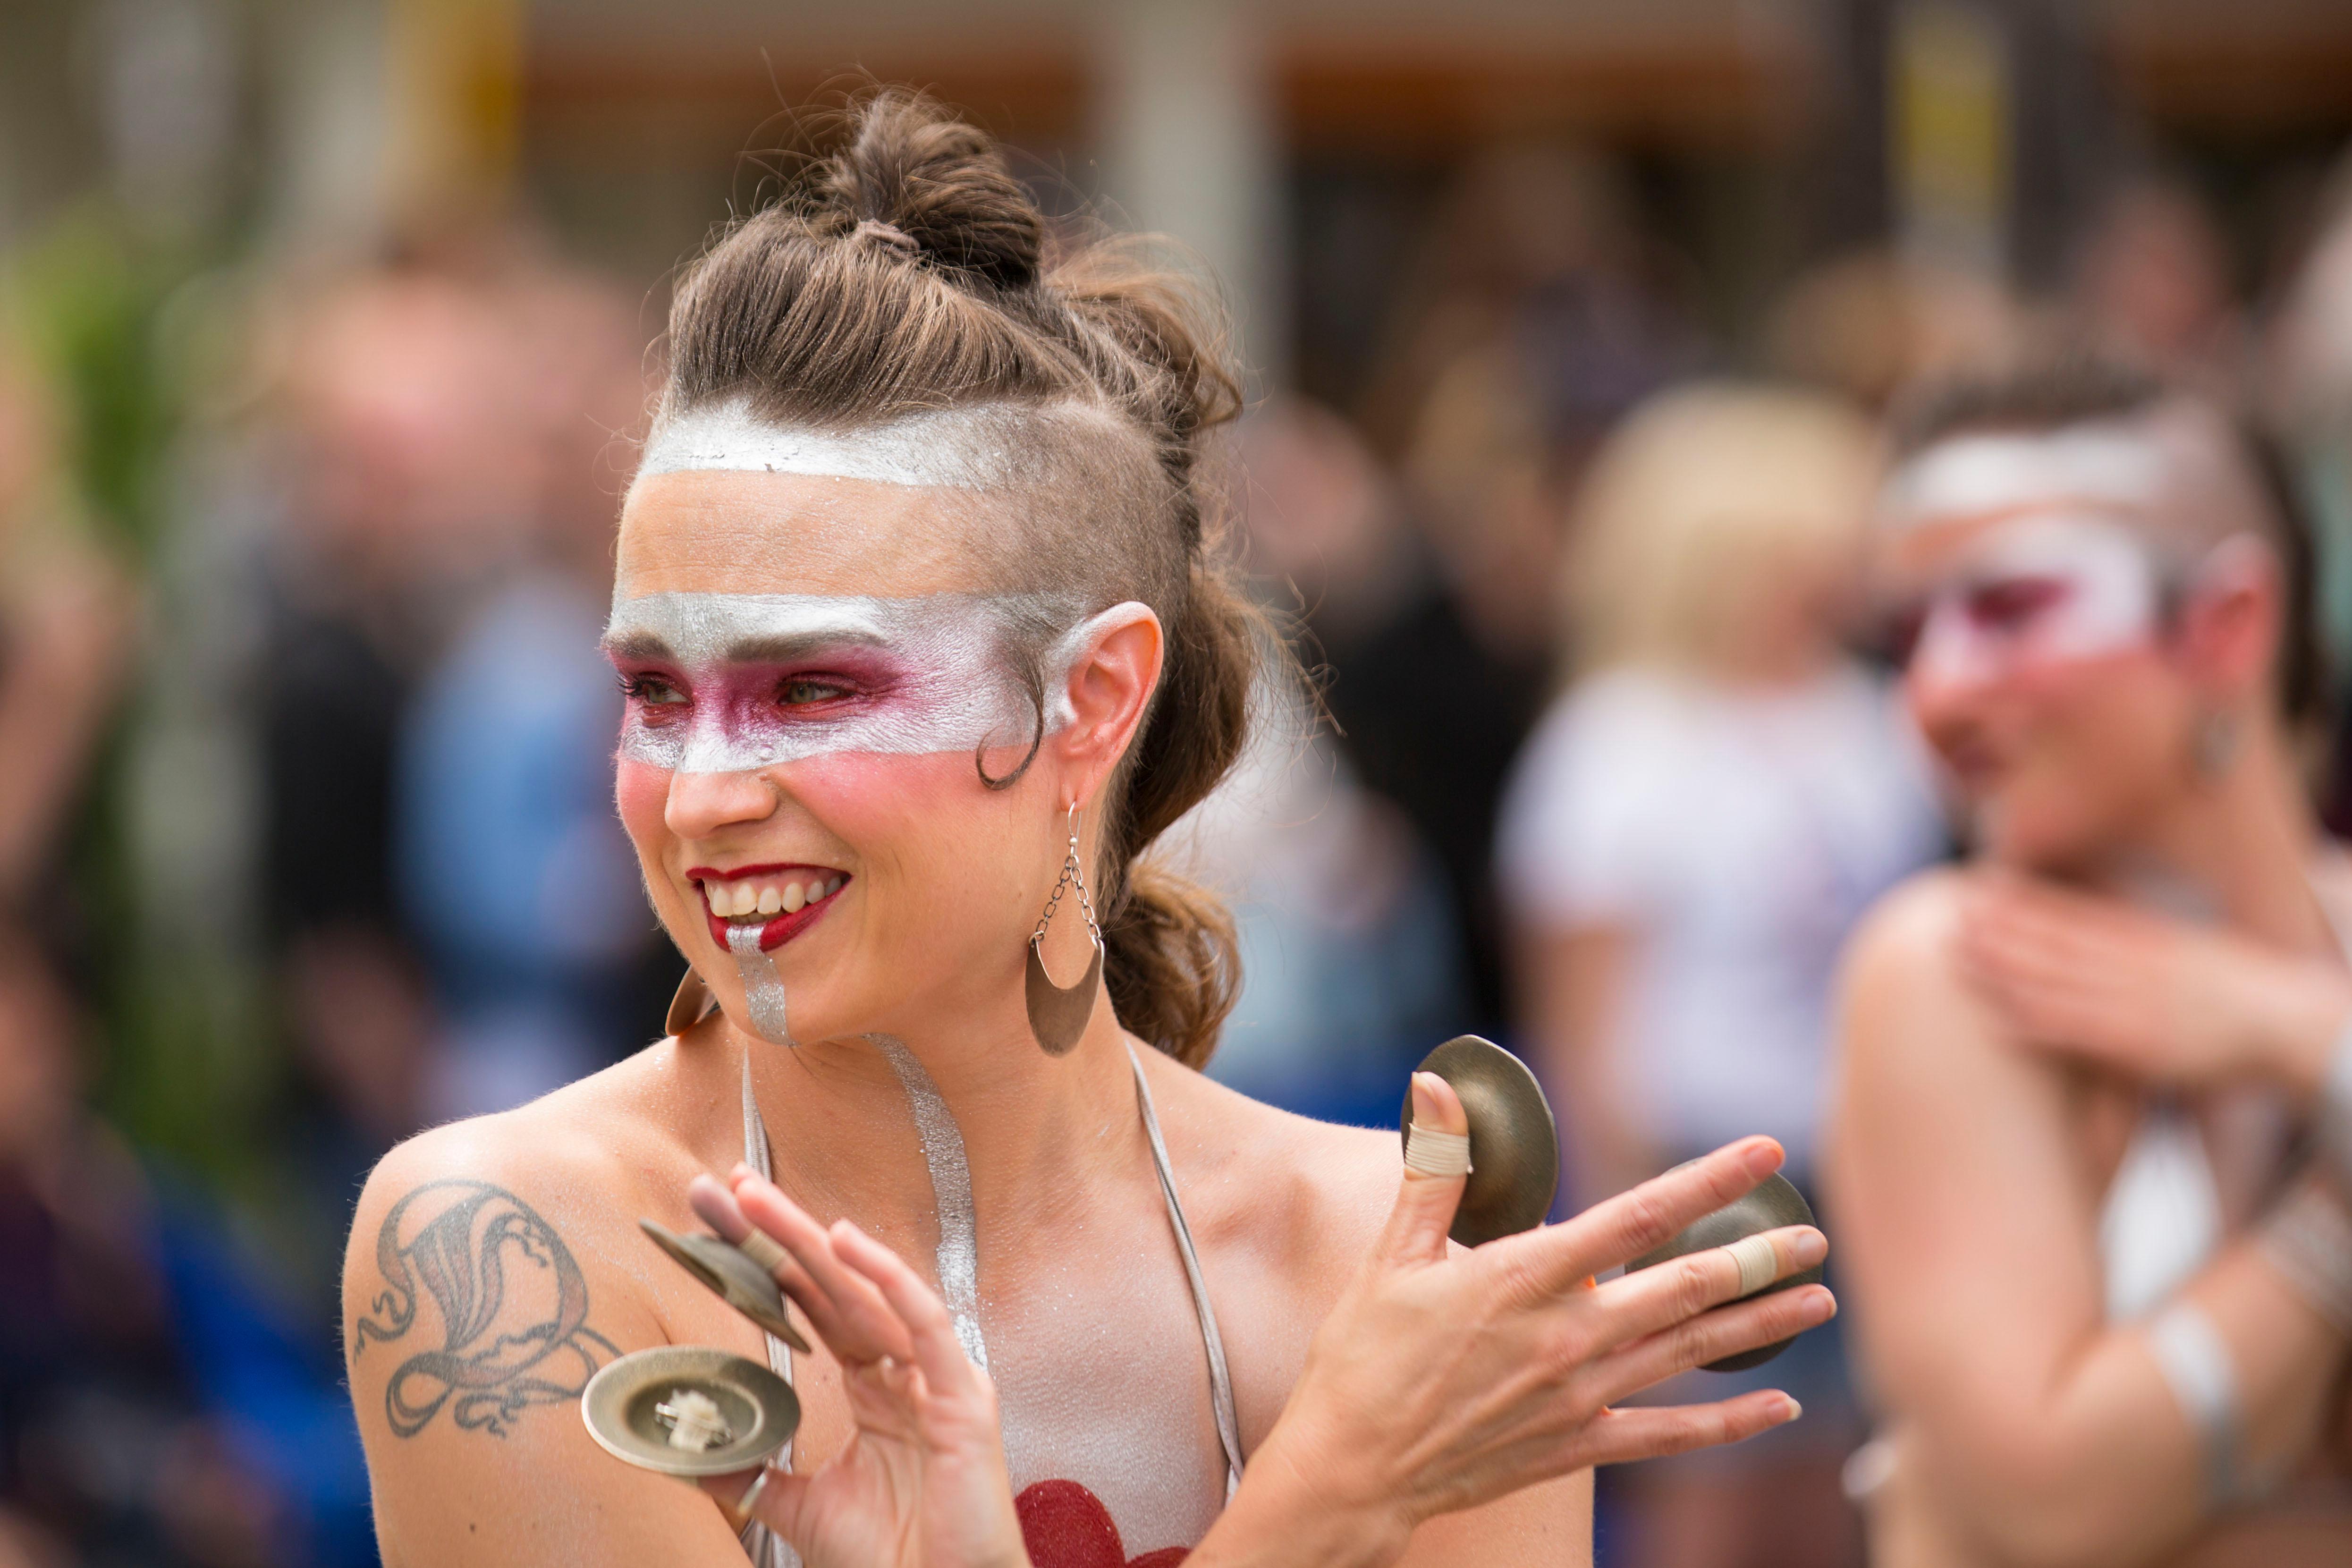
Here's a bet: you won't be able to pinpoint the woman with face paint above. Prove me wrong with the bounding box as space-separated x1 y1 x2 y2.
1829 355 2352 1567
343 93 1833 1568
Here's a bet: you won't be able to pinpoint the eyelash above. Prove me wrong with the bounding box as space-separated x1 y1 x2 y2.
618 672 685 704
618 673 862 708
778 678 855 706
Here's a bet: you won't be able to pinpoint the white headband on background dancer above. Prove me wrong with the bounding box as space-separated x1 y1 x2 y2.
1877 400 2279 686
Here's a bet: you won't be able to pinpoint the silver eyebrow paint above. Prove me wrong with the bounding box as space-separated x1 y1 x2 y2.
873 1034 989 1370
728 924 795 1047
607 591 1128 775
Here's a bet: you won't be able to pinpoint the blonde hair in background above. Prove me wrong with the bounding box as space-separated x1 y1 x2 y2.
1564 382 1880 678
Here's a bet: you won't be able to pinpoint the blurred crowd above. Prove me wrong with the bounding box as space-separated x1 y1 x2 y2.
5 106 2352 1568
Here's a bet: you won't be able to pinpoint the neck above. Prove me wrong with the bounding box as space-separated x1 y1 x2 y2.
724 974 1145 1269
2095 720 2331 954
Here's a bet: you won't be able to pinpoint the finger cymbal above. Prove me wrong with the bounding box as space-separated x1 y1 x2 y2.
1399 1035 1560 1247
641 1218 811 1353
582 1346 799 1477
1627 1171 1823 1371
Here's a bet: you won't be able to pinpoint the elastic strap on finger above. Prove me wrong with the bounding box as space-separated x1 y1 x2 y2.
1722 1234 1778 1298
736 1463 777 1517
1405 1124 1472 1178
737 1229 788 1272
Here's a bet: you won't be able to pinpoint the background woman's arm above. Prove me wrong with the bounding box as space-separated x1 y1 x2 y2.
1827 878 2349 1568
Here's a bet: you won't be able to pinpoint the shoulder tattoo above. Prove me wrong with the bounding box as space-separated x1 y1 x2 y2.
352 1179 619 1440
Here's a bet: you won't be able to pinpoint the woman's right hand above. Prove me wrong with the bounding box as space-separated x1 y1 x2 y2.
1197 1075 1833 1567
687 1171 1031 1568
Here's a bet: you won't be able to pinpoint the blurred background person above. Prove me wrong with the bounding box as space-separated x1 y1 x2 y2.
1829 356 2352 1567
1188 398 1468 1127
389 256 657 1121
1497 382 1944 1568
0 331 134 913
1331 144 1707 1039
2070 175 2252 398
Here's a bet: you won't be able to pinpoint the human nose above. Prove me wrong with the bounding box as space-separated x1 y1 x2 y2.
1903 604 1996 719
664 768 780 841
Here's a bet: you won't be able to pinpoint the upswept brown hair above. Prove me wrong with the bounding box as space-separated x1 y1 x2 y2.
657 89 1253 1068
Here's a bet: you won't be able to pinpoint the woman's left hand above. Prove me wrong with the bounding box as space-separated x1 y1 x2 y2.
685 1170 1031 1568
1957 872 2352 1094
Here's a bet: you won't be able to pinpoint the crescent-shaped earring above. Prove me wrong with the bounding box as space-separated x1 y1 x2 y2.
667 967 718 1037
1025 803 1104 1056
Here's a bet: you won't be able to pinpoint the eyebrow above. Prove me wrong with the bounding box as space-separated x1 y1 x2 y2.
722 629 888 663
598 627 892 664
600 630 673 661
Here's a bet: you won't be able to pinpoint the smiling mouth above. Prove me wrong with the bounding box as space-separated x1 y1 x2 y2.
690 865 847 953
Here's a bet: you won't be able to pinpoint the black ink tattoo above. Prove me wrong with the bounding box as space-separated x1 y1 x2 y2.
353 1180 618 1439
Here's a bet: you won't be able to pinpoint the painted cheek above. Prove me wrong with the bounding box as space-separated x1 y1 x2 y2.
784 749 990 824
615 756 675 830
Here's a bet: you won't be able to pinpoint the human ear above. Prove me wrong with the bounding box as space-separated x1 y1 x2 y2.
2174 536 2280 704
1048 603 1164 804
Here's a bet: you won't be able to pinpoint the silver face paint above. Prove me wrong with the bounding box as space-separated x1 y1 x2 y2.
872 1035 989 1370
728 924 795 1046
638 398 1106 490
605 591 1122 775
1881 426 2168 527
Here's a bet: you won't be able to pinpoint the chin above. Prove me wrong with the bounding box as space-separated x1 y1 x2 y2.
1974 793 2110 873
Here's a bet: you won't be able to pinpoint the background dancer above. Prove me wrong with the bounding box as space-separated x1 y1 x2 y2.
1830 356 2352 1567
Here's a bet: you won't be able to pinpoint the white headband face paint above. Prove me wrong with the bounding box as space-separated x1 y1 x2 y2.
606 591 1125 776
1880 426 2170 529
637 400 1032 490
1900 514 2163 686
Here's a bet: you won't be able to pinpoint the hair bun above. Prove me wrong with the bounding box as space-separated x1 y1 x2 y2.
821 89 1044 289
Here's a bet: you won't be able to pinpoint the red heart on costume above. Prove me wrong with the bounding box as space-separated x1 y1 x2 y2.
1015 1479 1192 1568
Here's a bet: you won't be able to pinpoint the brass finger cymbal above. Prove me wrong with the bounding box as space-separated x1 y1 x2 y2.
582 1346 799 1477
1627 1171 1823 1371
640 1219 811 1353
1400 1035 1560 1247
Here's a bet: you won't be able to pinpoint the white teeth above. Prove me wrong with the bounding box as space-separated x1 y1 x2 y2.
756 884 783 915
826 876 841 896
803 881 823 906
782 882 806 913
728 883 753 916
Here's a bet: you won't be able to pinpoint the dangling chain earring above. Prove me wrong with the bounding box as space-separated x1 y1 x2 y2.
1025 803 1105 1056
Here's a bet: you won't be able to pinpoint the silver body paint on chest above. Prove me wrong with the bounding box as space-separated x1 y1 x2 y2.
871 1034 989 1368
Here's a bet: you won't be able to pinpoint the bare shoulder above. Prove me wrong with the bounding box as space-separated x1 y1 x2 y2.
1141 1054 1400 1298
342 1053 691 1438
1838 865 1971 1005
1832 867 2012 1092
343 1051 758 1564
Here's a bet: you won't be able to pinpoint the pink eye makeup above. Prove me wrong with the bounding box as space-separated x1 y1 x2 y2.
1891 515 2161 685
601 591 1106 774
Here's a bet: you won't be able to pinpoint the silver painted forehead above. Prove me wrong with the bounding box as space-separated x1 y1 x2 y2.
602 590 1088 663
635 397 1121 490
1877 400 2271 546
1879 424 2166 528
